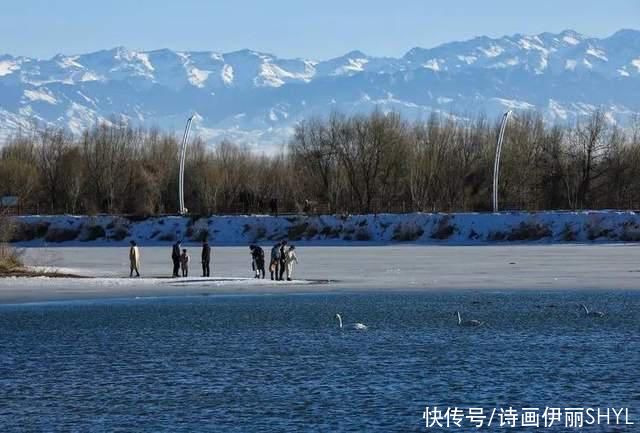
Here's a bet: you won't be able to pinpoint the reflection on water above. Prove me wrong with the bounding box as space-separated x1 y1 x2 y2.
0 290 638 432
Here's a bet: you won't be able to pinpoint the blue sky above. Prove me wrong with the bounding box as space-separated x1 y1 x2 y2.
1 0 638 59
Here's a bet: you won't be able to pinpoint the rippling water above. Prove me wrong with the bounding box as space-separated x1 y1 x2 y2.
1 290 638 432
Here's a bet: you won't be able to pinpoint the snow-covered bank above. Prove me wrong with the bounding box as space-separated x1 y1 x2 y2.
10 211 640 246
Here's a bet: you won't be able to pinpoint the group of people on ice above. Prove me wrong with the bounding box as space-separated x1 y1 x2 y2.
250 240 299 281
128 239 298 280
171 240 211 278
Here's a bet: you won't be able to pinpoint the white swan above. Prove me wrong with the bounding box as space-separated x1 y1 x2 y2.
335 313 367 330
456 311 484 327
581 304 605 318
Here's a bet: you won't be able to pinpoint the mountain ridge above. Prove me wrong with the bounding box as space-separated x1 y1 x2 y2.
1 29 639 148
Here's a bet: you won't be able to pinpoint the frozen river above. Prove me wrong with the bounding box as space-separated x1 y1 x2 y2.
2 244 640 303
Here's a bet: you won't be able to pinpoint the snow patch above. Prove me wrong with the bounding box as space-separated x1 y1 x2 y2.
23 89 58 105
586 47 608 62
188 67 211 88
0 60 19 77
565 60 577 71
80 71 102 82
222 64 234 85
479 45 504 58
493 98 535 110
423 59 441 71
333 57 369 75
632 59 640 72
548 100 568 120
563 35 580 45
457 55 477 65
58 56 84 69
257 62 314 87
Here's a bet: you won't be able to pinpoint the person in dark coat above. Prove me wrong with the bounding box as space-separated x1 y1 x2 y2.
201 240 211 277
270 242 282 280
250 244 266 279
278 240 288 281
171 241 181 277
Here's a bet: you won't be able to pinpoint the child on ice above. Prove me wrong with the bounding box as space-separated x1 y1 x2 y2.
180 249 190 277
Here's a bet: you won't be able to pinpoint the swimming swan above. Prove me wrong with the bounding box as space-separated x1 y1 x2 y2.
335 313 367 330
580 304 605 318
456 311 484 327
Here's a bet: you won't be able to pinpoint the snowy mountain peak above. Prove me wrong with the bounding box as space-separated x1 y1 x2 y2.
1 29 640 147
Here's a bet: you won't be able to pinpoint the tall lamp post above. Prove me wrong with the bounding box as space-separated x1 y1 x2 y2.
492 110 512 213
178 115 194 215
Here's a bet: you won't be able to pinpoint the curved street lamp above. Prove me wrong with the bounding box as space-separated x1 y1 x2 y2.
492 110 512 213
178 115 194 215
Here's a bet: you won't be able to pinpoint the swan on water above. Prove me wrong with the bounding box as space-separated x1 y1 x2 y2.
335 313 367 330
580 304 605 318
456 311 484 327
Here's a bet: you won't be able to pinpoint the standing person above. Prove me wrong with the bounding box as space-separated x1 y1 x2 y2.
180 249 190 277
270 242 282 281
250 245 266 279
129 240 141 278
171 241 181 277
285 245 299 281
201 240 211 277
278 240 288 281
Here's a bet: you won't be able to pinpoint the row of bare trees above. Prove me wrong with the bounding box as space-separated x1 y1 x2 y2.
1 111 639 215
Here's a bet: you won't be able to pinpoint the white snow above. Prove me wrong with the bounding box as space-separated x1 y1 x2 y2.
23 89 58 104
493 97 535 110
563 35 580 45
457 55 477 65
489 58 519 69
257 62 315 87
58 56 84 69
632 58 640 72
586 47 608 62
76 91 95 105
187 67 211 88
133 52 154 71
437 97 453 104
0 60 19 76
80 72 102 82
423 59 441 71
618 68 630 77
332 57 369 75
221 64 234 85
479 45 504 58
548 100 568 120
518 38 549 56
565 59 577 71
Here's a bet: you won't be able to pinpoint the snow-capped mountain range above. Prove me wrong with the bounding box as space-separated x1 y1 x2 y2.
1 29 640 147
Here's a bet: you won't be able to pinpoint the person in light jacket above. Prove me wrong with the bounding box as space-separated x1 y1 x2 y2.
129 240 140 278
278 240 288 281
285 245 299 281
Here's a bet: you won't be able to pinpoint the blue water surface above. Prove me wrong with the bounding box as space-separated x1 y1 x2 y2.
0 290 638 432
